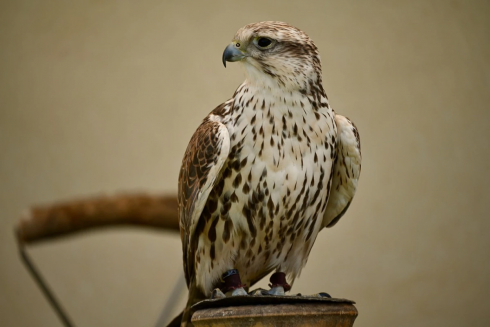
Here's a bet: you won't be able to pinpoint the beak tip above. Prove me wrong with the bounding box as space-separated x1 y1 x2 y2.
222 54 227 68
222 43 245 68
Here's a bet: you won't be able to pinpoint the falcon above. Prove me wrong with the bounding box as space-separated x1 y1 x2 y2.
175 21 361 326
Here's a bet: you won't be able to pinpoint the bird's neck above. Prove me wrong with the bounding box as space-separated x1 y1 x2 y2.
240 58 324 96
238 75 328 109
229 80 330 120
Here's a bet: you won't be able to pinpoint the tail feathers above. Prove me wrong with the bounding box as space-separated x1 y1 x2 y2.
166 311 183 327
180 279 206 326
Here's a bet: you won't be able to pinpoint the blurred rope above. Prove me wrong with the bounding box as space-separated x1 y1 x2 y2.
18 244 75 327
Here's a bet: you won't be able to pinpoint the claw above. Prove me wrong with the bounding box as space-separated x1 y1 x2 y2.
211 288 226 299
230 287 248 296
249 288 266 296
263 285 285 296
268 272 291 294
220 269 247 294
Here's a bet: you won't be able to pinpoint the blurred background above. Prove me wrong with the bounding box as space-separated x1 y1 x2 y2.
1 1 489 326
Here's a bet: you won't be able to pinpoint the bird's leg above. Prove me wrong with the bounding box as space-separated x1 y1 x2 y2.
263 272 291 296
220 269 247 296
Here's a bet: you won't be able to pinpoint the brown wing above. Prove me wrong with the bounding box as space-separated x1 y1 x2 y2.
178 118 230 286
322 114 362 228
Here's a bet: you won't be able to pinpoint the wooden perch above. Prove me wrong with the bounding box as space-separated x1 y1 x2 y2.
191 295 358 326
15 193 180 244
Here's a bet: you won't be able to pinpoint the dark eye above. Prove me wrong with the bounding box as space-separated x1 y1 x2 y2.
257 37 272 48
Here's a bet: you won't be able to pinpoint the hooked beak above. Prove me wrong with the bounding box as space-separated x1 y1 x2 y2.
222 43 246 67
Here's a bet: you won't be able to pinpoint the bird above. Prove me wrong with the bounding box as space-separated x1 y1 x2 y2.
173 21 361 326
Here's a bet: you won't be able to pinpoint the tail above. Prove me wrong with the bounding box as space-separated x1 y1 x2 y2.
169 278 205 327
166 312 183 327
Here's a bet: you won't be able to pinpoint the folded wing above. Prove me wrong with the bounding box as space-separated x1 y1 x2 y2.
178 118 230 285
322 114 362 228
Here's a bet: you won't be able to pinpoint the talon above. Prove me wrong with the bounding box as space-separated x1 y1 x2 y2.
231 287 248 296
268 272 291 292
220 269 247 294
309 292 332 298
249 288 267 296
211 288 226 299
263 285 285 296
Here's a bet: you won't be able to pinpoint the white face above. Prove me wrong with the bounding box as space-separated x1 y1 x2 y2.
230 21 322 91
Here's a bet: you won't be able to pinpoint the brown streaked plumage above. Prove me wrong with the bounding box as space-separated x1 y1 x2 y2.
175 21 361 326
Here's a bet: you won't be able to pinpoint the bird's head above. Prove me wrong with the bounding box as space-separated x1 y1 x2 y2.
223 21 322 92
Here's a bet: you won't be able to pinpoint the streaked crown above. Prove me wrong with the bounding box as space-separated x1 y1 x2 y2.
230 21 322 91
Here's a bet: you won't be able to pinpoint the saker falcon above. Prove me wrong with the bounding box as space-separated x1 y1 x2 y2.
175 21 361 326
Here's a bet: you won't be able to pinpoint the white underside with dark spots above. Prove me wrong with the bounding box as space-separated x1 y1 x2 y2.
195 82 337 296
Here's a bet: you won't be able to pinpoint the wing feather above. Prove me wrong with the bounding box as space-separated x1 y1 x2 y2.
178 117 230 285
322 114 362 228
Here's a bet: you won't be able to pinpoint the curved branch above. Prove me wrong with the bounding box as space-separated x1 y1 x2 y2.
15 193 180 244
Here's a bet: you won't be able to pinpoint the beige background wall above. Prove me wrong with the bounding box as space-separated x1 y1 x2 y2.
1 1 489 326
